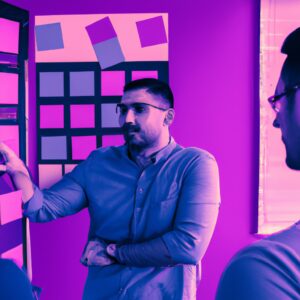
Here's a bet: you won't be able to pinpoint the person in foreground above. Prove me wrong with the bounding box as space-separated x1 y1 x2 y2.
0 79 221 299
216 29 300 300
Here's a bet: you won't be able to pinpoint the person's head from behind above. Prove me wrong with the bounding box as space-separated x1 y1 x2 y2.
118 78 175 150
270 28 300 169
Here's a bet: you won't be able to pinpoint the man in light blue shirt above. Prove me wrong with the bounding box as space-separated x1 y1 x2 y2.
0 79 221 299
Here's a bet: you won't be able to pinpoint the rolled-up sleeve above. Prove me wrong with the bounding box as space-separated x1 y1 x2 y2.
23 152 94 222
116 152 221 267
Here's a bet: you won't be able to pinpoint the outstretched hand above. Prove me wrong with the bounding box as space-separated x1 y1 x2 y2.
0 142 34 201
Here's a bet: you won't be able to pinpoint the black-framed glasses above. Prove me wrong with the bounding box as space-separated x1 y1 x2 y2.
268 84 300 112
116 102 169 115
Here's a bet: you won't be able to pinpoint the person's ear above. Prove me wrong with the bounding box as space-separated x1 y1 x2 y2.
164 109 175 126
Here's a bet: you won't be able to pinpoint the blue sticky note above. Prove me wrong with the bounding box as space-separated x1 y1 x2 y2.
93 37 125 69
39 72 64 97
35 23 64 51
101 104 120 128
41 136 67 160
70 71 95 96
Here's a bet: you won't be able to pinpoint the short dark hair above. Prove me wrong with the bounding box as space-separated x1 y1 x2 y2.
281 28 300 88
123 78 174 108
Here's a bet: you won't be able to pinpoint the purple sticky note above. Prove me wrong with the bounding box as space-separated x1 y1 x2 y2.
39 72 64 97
70 104 95 128
40 105 64 128
72 136 96 160
136 16 168 47
93 37 125 69
101 71 125 96
102 135 124 147
70 71 95 97
0 190 22 225
0 72 18 104
41 136 67 160
86 17 117 45
131 70 158 81
35 23 64 51
0 219 23 255
38 164 62 189
0 17 19 54
101 104 120 128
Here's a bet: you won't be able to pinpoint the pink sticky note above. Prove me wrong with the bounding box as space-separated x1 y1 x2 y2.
0 190 22 225
102 135 124 147
101 71 125 96
40 105 64 128
1 244 23 268
131 71 158 81
0 125 19 156
72 136 97 160
0 72 19 104
38 164 62 189
70 104 95 128
0 17 20 54
64 164 77 174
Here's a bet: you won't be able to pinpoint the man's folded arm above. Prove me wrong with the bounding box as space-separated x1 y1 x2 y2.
114 153 221 267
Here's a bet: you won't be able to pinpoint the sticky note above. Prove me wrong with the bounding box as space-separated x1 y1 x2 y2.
70 71 95 97
0 72 18 104
0 219 23 255
101 71 125 96
0 17 19 54
0 125 19 156
38 164 62 189
70 104 95 128
136 16 168 47
0 107 17 121
1 244 23 268
64 164 77 174
40 105 64 128
35 22 64 51
71 136 96 160
131 70 158 81
93 37 125 69
41 136 67 160
101 104 120 128
0 190 22 225
86 17 117 45
39 72 64 97
102 135 124 147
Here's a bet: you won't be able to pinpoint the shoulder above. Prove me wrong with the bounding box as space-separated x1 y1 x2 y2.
216 237 300 299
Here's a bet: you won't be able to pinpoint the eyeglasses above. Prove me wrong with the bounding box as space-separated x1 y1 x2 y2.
268 84 300 112
116 102 169 116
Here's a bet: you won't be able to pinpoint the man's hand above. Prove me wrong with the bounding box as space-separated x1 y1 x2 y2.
80 239 115 267
0 142 34 202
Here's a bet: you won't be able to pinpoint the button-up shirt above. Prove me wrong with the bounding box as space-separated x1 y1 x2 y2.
23 138 220 300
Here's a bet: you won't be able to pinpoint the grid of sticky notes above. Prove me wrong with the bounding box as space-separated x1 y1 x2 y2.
37 61 167 188
0 191 24 268
86 17 125 69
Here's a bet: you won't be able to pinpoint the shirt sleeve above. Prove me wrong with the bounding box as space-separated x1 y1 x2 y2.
115 152 221 267
23 152 94 222
216 241 300 300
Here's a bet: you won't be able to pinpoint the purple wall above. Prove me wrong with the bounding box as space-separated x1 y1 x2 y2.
5 1 260 299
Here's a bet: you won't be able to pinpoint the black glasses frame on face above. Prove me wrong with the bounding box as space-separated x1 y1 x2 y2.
116 102 169 115
268 83 300 112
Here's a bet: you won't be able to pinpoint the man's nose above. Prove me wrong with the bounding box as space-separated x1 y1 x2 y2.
124 109 135 124
273 115 280 128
